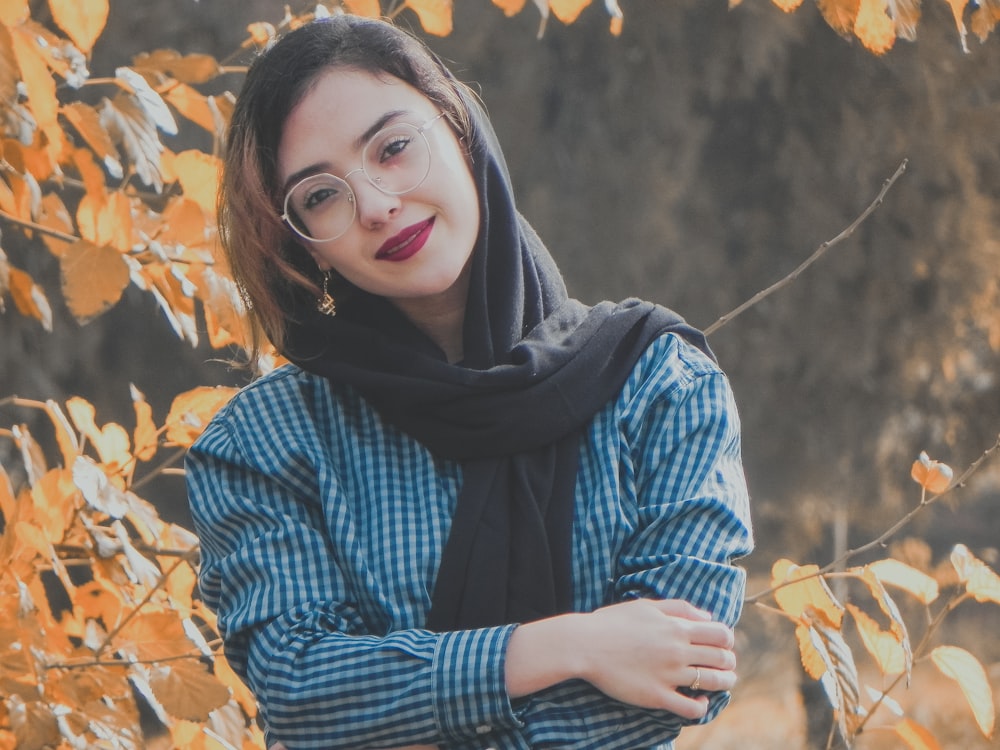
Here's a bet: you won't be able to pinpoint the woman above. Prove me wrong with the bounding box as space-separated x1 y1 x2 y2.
186 13 753 750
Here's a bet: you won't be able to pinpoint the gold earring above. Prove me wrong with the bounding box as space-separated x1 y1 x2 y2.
316 270 336 316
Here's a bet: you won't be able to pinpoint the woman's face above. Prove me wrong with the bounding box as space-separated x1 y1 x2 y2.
276 67 479 315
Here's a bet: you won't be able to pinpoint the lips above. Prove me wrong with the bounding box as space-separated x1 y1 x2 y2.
375 217 435 262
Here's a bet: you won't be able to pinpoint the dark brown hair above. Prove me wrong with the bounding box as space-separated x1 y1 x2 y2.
218 14 475 366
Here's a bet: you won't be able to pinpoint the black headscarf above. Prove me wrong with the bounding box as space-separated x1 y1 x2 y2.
280 88 713 631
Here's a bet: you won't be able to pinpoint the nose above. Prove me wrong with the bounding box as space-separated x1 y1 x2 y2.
348 172 401 229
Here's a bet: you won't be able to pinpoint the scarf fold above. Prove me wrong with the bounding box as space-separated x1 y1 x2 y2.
280 87 713 631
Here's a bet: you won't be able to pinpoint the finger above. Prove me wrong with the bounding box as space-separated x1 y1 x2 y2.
686 620 735 648
681 664 737 693
660 691 711 720
648 599 714 621
687 643 737 671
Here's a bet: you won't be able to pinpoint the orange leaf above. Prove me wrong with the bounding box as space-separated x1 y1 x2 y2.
846 603 906 675
970 1 1000 41
550 0 592 24
771 558 844 627
7 265 53 331
9 24 59 129
60 240 131 324
213 652 258 719
493 0 528 16
950 544 1000 605
131 385 159 462
893 718 942 750
37 192 75 257
855 0 897 53
76 188 133 251
66 398 133 475
165 386 238 447
61 102 123 179
862 558 939 604
132 49 221 85
343 0 383 17
772 0 805 10
119 612 192 661
170 149 221 215
930 645 995 738
910 451 953 494
163 82 217 133
889 0 920 40
246 22 277 47
817 0 860 34
148 661 232 722
0 0 28 25
405 0 454 36
72 580 124 629
72 146 108 199
48 0 109 54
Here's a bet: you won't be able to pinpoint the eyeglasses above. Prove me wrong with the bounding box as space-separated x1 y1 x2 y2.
281 112 446 242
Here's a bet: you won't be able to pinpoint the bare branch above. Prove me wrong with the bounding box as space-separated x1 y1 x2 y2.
704 159 908 336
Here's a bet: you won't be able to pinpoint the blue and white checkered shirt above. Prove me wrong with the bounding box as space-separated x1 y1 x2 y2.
186 332 754 750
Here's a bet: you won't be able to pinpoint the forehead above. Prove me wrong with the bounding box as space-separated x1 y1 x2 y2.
276 68 431 182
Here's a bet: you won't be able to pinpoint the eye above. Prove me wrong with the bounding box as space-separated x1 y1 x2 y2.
376 134 413 164
303 185 339 210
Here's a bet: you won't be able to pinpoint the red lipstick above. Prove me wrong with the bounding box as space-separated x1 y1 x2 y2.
375 217 434 262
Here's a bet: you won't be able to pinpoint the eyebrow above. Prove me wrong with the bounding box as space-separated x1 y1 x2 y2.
280 109 411 196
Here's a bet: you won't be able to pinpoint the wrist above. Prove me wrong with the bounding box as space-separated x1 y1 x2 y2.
504 612 589 698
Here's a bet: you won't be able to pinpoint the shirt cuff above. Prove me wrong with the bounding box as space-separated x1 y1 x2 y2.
431 624 524 741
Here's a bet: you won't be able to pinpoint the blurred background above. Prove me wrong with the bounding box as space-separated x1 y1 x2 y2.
2 1 998 745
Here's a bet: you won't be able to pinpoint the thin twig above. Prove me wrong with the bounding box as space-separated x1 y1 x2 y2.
747 432 1000 603
704 159 908 336
0 210 79 243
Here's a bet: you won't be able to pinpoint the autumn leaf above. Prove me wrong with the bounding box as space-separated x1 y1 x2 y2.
130 385 159 463
855 0 897 52
930 645 995 738
65 398 132 471
894 717 942 749
163 81 217 133
343 0 382 17
9 24 59 130
59 240 131 324
795 614 862 743
169 149 221 215
61 102 124 180
147 661 231 721
551 0 592 24
37 193 75 257
165 386 238 447
817 0 860 34
771 558 844 627
493 0 528 16
861 558 939 604
7 266 53 331
76 189 133 252
119 612 193 662
847 603 906 675
0 0 28 25
132 48 222 85
910 451 953 494
950 544 1000 605
99 92 166 191
48 0 109 54
405 0 454 36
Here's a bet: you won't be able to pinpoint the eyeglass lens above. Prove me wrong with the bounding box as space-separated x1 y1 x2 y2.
284 121 434 242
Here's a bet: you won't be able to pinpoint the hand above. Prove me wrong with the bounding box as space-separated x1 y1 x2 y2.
575 598 736 719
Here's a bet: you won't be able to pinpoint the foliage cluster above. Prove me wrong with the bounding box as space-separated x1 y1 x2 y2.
0 1 998 749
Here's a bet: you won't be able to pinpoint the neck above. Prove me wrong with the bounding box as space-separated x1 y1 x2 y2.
392 274 470 364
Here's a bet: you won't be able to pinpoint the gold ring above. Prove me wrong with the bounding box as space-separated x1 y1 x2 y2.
689 667 702 691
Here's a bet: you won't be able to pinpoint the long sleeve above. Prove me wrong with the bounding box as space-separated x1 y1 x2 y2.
186 370 524 749
493 334 754 750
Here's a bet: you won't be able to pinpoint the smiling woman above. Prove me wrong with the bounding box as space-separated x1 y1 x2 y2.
185 13 753 750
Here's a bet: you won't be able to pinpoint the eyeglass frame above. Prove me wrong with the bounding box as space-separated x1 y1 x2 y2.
280 112 447 243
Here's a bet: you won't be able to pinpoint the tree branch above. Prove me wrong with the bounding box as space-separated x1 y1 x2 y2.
704 159 908 336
